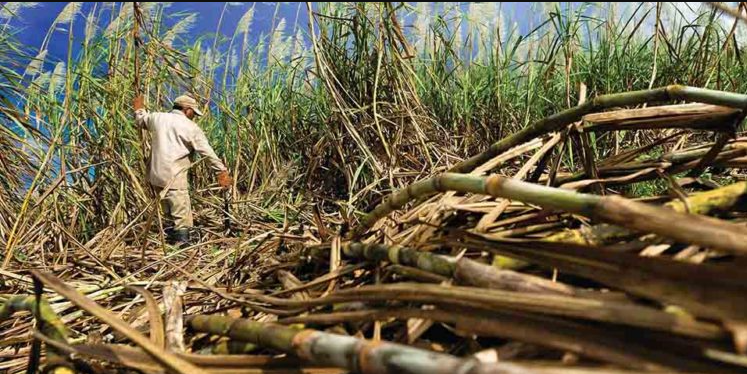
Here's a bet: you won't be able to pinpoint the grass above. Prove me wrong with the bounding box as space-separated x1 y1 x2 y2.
627 179 670 198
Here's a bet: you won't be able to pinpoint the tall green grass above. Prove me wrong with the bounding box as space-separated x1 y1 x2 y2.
0 2 745 253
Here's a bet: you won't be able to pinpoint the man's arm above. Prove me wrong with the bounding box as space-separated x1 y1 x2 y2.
189 127 233 188
133 95 151 130
190 127 228 173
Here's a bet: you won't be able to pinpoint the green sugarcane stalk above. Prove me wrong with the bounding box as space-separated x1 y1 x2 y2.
310 242 576 296
450 85 747 174
187 315 530 374
277 307 726 372
353 173 747 256
0 295 71 371
386 264 449 283
210 339 257 355
546 181 747 245
340 242 455 277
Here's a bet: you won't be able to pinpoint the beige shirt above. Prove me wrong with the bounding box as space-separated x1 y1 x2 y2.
135 109 226 190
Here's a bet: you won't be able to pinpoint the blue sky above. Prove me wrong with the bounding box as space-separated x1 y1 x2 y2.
7 2 307 60
5 2 543 64
3 2 727 61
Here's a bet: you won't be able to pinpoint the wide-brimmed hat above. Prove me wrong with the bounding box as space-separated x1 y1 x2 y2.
174 95 204 116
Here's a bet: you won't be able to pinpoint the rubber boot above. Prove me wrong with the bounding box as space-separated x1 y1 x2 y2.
172 228 191 248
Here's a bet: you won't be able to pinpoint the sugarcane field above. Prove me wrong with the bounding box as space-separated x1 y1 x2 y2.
3 2 747 373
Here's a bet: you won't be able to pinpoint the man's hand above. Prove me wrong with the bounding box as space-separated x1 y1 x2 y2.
217 170 233 189
133 95 144 110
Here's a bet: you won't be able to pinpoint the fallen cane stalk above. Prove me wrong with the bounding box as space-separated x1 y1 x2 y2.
277 307 732 372
450 85 747 173
308 242 578 296
187 315 534 374
545 181 747 245
553 144 747 186
353 174 747 256
450 235 747 324
0 295 71 372
220 280 724 339
30 271 209 374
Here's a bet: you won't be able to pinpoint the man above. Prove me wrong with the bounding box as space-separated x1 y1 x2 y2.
133 94 232 246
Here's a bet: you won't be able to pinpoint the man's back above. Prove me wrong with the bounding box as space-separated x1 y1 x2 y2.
148 110 197 189
136 108 226 190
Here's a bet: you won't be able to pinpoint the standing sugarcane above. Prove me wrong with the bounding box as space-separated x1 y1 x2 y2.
223 187 231 233
132 3 148 163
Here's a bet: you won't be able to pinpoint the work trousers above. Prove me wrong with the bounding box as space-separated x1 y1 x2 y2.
154 188 193 229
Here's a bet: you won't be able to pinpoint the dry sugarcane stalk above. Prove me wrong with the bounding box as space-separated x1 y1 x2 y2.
226 278 724 339
450 235 747 324
287 283 725 339
125 285 165 348
578 103 741 132
663 140 746 164
30 271 209 374
164 281 187 351
353 173 747 256
33 339 343 373
450 85 747 173
552 141 746 186
452 257 578 296
187 315 532 374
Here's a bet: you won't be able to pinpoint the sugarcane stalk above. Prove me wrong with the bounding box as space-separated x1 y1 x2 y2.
554 148 746 187
228 277 722 339
341 242 455 277
210 339 257 355
299 283 724 338
452 235 747 323
453 256 578 296
187 315 530 374
311 242 576 296
278 307 726 372
353 173 747 256
551 142 746 186
132 2 149 163
688 132 734 177
0 295 71 371
450 85 747 173
386 264 449 283
579 106 741 133
663 141 746 164
546 181 747 245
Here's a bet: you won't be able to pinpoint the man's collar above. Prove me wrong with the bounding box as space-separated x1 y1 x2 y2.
170 109 186 117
